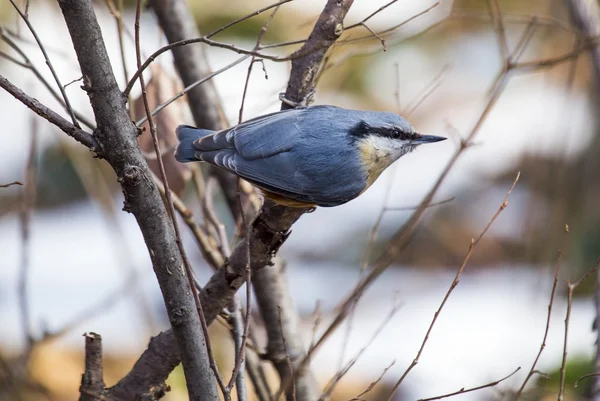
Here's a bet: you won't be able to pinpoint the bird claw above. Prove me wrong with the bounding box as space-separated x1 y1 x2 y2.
278 89 315 108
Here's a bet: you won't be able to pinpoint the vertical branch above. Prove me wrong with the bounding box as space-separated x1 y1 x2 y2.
282 0 354 107
56 1 220 400
514 226 569 400
148 0 244 217
105 0 132 118
133 1 220 399
385 173 520 401
79 333 106 401
254 259 320 401
558 260 600 401
18 117 38 355
259 2 355 400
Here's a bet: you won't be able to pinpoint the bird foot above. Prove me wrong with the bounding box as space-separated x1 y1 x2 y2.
278 89 315 108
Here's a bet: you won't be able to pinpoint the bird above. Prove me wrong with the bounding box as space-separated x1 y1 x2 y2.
175 105 445 208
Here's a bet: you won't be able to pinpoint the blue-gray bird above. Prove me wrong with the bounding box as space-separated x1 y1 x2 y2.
175 105 445 207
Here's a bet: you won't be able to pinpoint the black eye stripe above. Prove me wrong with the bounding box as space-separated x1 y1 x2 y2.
349 121 417 140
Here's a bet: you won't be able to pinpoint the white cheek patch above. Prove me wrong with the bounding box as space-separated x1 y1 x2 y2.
366 135 396 152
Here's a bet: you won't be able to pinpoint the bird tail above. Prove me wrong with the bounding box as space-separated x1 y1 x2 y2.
174 125 214 163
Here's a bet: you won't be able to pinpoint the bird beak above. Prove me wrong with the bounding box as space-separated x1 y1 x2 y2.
412 134 447 144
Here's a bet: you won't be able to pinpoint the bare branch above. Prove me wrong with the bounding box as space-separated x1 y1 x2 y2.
417 367 521 401
135 55 249 127
345 0 400 30
320 301 402 400
79 333 106 401
9 0 81 128
348 360 395 401
0 74 98 150
385 172 520 401
514 226 569 400
125 0 293 97
339 2 440 45
0 28 95 129
134 0 220 398
282 0 354 106
53 1 221 399
0 181 23 188
279 306 296 401
238 5 281 123
558 258 600 401
488 0 509 63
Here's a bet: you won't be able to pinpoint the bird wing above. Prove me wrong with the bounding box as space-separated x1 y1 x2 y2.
196 148 317 199
194 108 305 160
193 106 366 206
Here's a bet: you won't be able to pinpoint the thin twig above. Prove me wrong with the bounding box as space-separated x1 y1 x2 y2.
0 74 98 150
123 0 293 97
514 225 569 401
276 19 528 396
418 367 521 401
385 172 520 401
150 170 224 268
348 360 396 401
0 49 28 67
0 28 95 129
134 1 225 398
105 0 132 118
359 22 386 51
278 306 296 401
558 258 600 401
0 181 23 188
403 64 451 116
227 205 254 396
202 178 232 258
345 0 400 30
238 6 281 123
9 0 81 128
488 0 509 63
320 301 402 400
575 372 600 388
228 13 283 394
136 55 250 127
340 2 440 45
384 197 455 211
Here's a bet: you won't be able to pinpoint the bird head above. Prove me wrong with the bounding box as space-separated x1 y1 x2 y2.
350 112 446 165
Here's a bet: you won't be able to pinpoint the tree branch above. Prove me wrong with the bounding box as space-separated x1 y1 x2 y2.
79 333 105 401
55 1 218 399
108 1 354 399
0 74 98 150
149 0 246 220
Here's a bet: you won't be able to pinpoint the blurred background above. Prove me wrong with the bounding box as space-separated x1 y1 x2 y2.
1 0 599 400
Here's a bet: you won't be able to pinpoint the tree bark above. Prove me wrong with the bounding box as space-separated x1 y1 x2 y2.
149 0 242 217
56 1 218 399
108 0 355 398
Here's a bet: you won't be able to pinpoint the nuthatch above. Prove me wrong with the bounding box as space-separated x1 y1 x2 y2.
175 105 445 207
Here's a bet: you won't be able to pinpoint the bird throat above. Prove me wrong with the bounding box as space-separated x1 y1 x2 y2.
358 138 395 187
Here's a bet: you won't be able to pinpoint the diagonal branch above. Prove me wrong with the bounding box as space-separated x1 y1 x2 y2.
54 1 218 399
9 0 81 128
0 74 98 150
107 1 355 399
